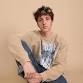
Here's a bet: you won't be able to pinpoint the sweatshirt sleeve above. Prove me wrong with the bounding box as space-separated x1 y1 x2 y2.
8 33 31 66
40 36 68 82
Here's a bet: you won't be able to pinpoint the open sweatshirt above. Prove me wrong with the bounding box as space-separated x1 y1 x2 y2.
8 30 67 82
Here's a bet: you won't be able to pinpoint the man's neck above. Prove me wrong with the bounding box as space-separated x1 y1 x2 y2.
40 30 52 38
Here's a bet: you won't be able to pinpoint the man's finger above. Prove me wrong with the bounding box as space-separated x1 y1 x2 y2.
24 73 27 79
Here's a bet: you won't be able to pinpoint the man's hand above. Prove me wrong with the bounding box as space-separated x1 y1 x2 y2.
23 61 36 79
26 72 42 83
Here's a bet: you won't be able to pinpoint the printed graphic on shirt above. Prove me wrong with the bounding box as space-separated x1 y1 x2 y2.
40 40 57 69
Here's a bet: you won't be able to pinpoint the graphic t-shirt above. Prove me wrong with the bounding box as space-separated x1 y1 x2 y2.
40 40 57 69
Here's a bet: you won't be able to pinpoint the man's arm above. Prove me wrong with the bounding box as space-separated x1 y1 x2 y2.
40 37 68 82
8 34 36 78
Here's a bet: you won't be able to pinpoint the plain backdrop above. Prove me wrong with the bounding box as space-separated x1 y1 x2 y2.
0 0 83 83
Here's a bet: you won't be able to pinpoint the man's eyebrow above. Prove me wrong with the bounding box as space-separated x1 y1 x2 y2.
38 17 42 19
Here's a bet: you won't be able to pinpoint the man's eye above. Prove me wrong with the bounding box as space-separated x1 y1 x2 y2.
46 17 50 20
38 19 42 22
39 19 42 21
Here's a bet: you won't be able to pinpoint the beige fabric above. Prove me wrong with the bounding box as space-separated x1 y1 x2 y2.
8 30 67 82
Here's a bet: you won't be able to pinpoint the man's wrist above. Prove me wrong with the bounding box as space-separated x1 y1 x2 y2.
39 73 43 82
23 60 31 66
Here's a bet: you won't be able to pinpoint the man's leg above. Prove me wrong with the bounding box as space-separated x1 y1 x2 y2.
43 75 67 83
21 40 46 73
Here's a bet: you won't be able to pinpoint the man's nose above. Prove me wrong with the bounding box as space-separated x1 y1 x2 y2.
42 20 46 25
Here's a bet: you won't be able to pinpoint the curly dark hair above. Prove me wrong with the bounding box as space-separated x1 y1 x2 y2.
33 6 54 22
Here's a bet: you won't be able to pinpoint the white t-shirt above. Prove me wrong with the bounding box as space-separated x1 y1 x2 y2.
40 40 57 69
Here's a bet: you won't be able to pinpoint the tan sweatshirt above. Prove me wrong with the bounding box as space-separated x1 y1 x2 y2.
8 30 67 82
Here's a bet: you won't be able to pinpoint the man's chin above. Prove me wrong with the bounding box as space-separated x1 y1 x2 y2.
42 29 49 33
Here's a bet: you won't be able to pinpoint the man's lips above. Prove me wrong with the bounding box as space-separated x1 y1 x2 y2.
43 26 48 28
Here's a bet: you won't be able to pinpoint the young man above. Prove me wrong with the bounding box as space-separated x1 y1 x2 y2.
8 6 67 83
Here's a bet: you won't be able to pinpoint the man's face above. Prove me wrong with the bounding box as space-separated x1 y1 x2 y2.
37 15 53 33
